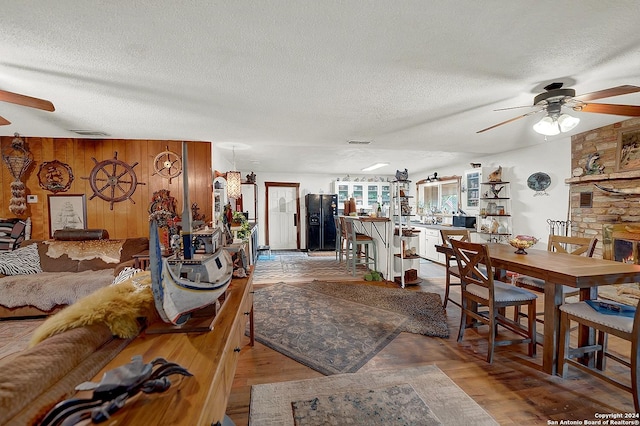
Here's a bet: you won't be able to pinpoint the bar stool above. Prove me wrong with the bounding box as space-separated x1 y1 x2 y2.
334 216 347 262
342 217 377 276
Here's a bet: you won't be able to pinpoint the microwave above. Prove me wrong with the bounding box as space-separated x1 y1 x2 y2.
453 215 476 229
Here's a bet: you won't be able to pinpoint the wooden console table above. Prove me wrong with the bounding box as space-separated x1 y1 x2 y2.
75 272 254 425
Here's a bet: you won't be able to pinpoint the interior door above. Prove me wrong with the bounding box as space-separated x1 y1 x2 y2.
266 182 300 250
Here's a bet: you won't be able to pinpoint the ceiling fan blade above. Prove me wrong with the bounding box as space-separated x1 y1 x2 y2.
494 105 536 112
0 89 55 111
0 115 10 125
476 110 543 133
577 103 640 116
573 85 640 102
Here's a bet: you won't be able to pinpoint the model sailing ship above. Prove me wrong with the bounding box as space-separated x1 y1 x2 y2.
150 142 233 326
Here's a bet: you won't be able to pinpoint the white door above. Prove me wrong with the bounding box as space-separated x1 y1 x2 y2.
268 186 298 249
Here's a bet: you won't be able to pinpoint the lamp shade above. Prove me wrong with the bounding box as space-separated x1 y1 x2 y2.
557 113 580 132
532 116 560 136
227 171 242 199
533 112 580 136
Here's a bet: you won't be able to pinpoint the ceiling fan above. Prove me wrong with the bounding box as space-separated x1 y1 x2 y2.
0 88 55 125
477 83 640 135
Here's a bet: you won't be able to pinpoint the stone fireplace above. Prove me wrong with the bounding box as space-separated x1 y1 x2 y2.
567 118 640 304
567 117 640 260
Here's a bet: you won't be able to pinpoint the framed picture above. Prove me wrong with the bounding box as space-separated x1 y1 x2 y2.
615 126 640 172
47 194 87 238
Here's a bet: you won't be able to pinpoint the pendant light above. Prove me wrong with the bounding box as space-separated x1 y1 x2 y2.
226 146 242 199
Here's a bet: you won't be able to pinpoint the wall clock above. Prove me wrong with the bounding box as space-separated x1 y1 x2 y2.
527 172 551 196
81 152 146 210
37 160 74 193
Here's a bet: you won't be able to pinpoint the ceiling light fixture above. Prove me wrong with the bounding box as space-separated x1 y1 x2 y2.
226 146 242 199
533 104 580 136
361 162 389 172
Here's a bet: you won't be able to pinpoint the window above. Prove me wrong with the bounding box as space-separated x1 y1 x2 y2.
416 177 460 216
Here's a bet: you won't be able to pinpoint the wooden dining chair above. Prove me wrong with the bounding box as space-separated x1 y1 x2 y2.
342 217 377 276
439 229 471 308
451 239 537 364
558 299 639 412
513 235 598 322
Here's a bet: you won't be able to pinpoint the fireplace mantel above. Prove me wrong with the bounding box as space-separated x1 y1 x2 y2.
565 169 640 184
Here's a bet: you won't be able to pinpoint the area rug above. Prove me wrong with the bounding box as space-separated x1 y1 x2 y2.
252 252 363 284
250 282 448 375
249 364 499 425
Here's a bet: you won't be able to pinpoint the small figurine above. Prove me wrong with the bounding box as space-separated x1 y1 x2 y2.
395 168 409 181
246 171 256 183
488 166 502 182
585 152 605 175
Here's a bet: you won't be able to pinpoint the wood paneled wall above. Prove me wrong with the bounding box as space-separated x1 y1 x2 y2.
0 137 212 240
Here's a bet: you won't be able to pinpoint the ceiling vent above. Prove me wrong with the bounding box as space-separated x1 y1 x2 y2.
69 130 110 136
347 140 371 145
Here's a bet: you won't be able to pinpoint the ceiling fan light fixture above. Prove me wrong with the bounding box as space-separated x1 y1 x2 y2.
557 113 580 132
533 116 560 136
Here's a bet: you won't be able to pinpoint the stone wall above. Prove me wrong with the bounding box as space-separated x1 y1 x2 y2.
567 117 640 258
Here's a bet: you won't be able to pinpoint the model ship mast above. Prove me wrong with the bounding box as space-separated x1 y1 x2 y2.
181 142 192 259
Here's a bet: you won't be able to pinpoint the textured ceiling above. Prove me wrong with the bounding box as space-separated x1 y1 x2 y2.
1 1 640 176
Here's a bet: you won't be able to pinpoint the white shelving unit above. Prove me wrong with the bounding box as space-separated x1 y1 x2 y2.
477 180 512 243
390 179 422 288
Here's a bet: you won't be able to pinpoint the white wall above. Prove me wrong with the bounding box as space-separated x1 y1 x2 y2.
413 137 572 242
252 171 338 249
217 137 572 249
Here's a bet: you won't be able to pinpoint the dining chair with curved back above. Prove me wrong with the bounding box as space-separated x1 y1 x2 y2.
451 239 538 364
341 216 377 276
513 234 598 322
439 228 471 308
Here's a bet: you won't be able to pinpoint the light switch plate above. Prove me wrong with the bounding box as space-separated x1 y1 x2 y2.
27 195 38 203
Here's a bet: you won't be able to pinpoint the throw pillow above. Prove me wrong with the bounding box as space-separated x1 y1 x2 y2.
112 266 143 285
0 243 43 275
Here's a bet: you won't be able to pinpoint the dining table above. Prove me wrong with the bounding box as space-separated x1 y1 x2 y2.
436 242 640 375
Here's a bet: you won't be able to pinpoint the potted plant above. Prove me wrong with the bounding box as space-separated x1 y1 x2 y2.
231 211 251 240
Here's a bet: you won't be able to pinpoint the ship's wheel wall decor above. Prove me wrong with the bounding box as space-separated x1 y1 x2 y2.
152 146 182 184
81 152 146 210
38 160 74 193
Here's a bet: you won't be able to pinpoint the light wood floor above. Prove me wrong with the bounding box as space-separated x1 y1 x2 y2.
227 258 635 425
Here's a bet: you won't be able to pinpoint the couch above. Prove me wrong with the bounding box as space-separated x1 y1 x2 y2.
0 323 134 425
0 269 156 425
0 235 149 318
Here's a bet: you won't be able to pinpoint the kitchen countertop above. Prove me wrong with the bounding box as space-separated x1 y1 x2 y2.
407 222 475 231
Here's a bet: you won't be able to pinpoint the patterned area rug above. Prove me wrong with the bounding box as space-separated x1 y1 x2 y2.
252 251 365 284
250 364 499 425
250 282 448 375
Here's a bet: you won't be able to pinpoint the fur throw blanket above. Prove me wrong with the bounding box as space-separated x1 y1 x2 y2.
44 240 125 263
29 271 156 346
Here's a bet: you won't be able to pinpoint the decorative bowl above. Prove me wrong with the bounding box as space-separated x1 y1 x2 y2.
508 235 538 254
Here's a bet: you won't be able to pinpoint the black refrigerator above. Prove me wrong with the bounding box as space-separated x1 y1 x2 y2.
305 194 338 251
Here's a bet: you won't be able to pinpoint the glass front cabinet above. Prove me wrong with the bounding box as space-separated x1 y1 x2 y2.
332 181 391 214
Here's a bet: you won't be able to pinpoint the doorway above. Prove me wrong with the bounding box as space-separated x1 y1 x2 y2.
265 182 301 250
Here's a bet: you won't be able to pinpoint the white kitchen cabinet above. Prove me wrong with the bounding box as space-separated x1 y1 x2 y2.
422 228 445 264
332 181 391 213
